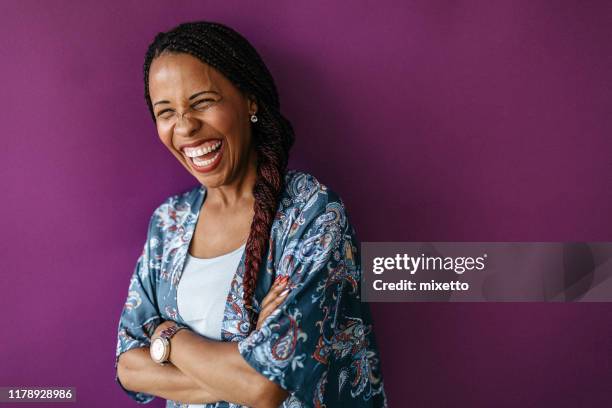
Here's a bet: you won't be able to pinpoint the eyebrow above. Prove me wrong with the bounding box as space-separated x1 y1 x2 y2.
153 90 219 107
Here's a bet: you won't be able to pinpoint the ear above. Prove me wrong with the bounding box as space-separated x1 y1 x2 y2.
246 94 258 115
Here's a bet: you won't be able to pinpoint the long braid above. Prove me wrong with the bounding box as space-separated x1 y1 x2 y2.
143 21 294 332
244 103 292 328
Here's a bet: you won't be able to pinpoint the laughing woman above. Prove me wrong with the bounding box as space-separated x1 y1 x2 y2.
115 21 387 408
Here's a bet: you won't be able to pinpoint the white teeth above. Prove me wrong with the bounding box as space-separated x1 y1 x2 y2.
192 152 220 167
184 141 222 158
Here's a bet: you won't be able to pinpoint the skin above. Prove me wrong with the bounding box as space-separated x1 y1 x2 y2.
117 52 291 407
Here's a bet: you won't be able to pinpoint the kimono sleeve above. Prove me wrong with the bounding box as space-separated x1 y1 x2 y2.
114 209 163 404
237 190 357 407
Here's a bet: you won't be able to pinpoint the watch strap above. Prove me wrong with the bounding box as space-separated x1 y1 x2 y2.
159 323 188 340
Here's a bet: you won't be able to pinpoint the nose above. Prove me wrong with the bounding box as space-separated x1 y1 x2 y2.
174 109 200 137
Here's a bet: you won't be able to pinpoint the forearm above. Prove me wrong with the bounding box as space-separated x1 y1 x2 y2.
117 347 220 404
169 330 288 408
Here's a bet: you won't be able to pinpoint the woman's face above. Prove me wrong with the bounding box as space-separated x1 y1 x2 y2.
148 52 257 188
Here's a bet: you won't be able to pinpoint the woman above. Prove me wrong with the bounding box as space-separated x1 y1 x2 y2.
115 21 387 408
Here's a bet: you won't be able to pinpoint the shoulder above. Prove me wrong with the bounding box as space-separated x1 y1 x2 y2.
282 169 345 212
148 184 204 236
281 169 350 234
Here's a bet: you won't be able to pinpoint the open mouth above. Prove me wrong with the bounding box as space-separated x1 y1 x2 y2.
182 139 224 173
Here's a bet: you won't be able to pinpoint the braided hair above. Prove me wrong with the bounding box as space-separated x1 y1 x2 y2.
143 21 295 332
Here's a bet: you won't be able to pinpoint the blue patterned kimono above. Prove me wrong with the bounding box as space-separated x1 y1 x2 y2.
115 170 388 408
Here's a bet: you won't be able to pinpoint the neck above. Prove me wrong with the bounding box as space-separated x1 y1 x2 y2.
205 148 258 211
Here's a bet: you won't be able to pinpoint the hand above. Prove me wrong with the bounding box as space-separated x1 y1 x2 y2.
152 320 174 340
256 275 291 330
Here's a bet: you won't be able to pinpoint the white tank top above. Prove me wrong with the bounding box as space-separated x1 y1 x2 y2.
177 243 246 341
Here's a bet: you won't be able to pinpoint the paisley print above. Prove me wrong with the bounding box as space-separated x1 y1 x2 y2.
124 291 141 311
115 170 388 407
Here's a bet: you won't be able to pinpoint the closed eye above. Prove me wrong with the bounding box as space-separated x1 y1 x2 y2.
157 108 173 118
193 99 215 108
156 99 215 118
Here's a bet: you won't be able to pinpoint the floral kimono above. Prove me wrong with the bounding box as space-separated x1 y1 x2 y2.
115 169 388 408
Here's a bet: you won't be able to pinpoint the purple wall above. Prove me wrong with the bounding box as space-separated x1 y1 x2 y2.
2 1 612 406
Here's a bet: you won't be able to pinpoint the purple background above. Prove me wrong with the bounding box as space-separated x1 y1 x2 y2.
2 1 612 406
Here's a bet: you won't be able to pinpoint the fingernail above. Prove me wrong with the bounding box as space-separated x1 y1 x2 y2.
280 288 289 296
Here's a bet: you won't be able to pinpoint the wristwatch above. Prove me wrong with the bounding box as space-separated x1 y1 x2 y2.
150 324 188 365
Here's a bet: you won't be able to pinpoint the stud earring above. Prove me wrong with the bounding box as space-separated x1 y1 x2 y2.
250 114 258 123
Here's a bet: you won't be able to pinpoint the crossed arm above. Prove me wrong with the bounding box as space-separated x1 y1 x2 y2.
117 276 291 407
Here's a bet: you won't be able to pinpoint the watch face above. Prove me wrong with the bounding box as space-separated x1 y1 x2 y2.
150 338 166 362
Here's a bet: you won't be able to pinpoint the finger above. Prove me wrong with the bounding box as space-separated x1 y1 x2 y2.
271 276 289 293
258 302 276 321
259 288 289 320
275 288 290 303
256 308 273 330
274 275 289 289
261 277 289 309
262 288 290 317
261 279 287 309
